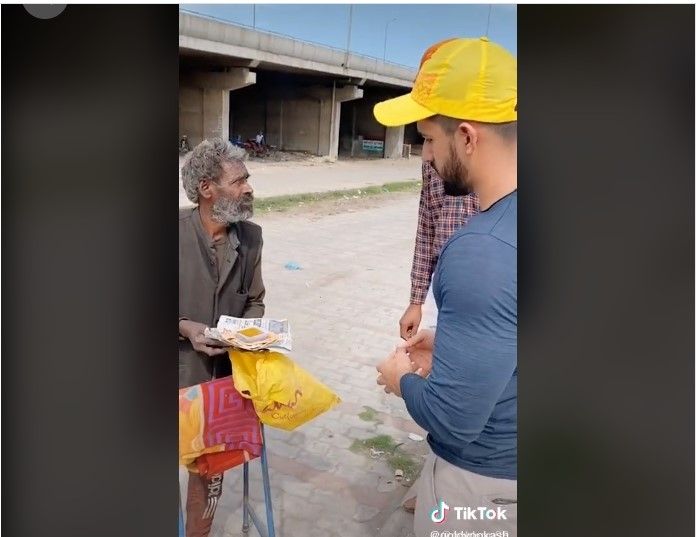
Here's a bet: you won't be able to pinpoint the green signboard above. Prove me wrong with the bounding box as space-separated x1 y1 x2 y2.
362 140 384 153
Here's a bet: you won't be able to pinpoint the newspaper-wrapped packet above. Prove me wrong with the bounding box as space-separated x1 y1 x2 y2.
204 316 293 351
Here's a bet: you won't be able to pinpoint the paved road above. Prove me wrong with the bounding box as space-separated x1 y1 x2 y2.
181 193 427 537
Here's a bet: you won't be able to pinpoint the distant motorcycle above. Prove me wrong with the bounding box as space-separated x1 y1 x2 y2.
231 133 270 158
243 139 269 158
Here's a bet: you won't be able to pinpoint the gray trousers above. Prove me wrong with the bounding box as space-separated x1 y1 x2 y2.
414 452 517 537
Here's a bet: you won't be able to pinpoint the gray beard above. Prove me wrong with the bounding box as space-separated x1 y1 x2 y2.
211 196 254 224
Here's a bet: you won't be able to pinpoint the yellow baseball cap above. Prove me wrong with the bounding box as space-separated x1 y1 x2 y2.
373 37 517 127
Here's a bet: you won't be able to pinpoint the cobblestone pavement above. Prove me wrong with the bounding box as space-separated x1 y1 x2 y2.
180 193 430 537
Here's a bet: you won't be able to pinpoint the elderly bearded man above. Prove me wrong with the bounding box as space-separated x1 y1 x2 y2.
179 138 266 537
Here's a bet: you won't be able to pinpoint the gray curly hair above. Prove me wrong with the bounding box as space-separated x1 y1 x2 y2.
181 138 247 204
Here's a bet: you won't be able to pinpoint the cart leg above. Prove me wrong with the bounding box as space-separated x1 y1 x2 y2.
178 487 185 537
260 426 276 537
243 462 250 534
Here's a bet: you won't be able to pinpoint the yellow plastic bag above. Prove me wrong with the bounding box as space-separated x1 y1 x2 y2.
229 349 341 431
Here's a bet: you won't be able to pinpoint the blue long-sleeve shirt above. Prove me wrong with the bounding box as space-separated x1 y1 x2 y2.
400 191 517 480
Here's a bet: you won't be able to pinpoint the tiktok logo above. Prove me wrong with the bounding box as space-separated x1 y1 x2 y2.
430 500 450 524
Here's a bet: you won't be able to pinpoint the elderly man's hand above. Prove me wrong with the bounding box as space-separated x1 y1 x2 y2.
376 348 419 397
179 319 228 357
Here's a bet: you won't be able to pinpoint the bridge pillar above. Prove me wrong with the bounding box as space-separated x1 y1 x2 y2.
179 69 256 146
309 85 363 160
384 125 405 159
329 85 363 161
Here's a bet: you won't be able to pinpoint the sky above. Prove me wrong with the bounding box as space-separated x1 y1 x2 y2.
181 4 517 68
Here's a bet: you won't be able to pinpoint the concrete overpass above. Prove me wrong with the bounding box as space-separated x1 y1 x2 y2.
179 10 418 159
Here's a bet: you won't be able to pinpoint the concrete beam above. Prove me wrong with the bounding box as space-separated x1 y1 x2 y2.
335 85 363 103
307 84 363 103
180 36 414 89
183 68 256 91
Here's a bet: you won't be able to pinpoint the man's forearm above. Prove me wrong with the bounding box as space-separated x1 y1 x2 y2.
399 345 515 447
400 370 483 446
409 250 434 304
410 224 434 304
411 175 435 305
399 373 433 430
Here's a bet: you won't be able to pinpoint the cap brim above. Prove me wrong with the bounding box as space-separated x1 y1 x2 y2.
373 93 435 127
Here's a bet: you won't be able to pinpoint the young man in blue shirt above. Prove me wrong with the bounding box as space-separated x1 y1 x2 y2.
374 37 517 536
